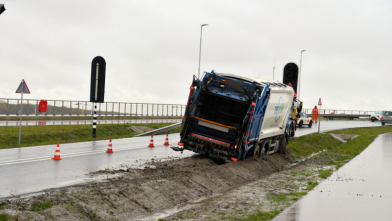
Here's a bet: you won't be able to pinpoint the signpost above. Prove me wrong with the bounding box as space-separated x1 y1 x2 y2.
15 79 31 145
90 56 106 138
318 98 322 133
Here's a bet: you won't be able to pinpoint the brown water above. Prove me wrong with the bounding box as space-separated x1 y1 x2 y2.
273 132 392 221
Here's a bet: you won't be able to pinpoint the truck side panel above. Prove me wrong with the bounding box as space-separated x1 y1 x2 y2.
259 90 293 139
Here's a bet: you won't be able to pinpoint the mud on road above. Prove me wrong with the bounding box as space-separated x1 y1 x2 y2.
0 147 339 221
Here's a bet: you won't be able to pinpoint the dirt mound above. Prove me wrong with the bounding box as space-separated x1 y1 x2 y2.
127 126 154 133
1 154 292 220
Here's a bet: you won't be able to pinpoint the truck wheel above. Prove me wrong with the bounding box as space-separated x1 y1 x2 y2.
371 118 375 122
382 123 385 125
299 121 303 128
278 135 288 154
308 120 313 128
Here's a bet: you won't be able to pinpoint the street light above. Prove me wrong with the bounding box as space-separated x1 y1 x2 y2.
0 4 5 15
298 50 306 99
198 24 208 79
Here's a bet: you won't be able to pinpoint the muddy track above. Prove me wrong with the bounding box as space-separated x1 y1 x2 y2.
0 153 294 220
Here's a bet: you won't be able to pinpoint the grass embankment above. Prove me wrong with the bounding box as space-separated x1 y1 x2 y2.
0 123 181 150
290 126 392 168
241 126 392 221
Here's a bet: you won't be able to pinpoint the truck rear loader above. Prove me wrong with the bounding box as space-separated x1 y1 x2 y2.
172 71 295 162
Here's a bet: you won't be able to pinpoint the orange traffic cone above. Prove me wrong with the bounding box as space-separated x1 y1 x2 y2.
164 134 169 146
148 135 154 148
106 139 113 153
52 143 62 160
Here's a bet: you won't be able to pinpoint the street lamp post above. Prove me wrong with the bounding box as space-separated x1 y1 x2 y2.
0 4 5 15
198 24 208 79
298 50 306 99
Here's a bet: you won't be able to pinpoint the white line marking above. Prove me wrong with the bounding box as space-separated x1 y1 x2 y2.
0 144 166 166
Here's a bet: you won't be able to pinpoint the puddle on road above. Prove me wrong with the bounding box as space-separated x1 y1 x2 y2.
273 133 392 221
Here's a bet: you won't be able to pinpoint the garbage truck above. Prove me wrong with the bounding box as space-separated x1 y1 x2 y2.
171 70 295 162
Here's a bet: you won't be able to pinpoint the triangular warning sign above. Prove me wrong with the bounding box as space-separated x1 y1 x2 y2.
15 79 31 94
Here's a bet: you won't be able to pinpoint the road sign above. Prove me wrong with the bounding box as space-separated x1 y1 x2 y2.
318 98 322 105
16 79 30 146
90 56 106 103
15 79 31 94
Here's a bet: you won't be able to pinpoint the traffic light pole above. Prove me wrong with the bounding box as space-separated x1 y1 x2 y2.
90 56 106 138
93 103 97 138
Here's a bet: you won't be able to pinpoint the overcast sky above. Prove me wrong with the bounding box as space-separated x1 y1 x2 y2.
0 0 391 111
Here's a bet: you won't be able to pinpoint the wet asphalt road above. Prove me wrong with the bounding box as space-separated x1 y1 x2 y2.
0 120 383 198
0 118 181 127
273 132 392 221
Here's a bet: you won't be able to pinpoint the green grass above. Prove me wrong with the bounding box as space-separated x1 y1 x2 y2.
64 205 77 212
0 123 179 149
319 169 333 178
291 191 307 197
243 127 392 221
31 201 53 211
287 133 341 157
269 194 288 203
0 212 9 221
288 126 392 159
305 181 319 190
0 201 9 210
241 209 281 221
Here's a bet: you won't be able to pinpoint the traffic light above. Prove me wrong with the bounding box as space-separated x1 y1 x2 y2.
90 56 106 103
0 4 5 15
282 63 299 94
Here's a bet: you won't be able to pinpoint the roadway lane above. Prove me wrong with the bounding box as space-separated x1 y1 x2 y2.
0 120 382 198
293 120 381 137
0 118 181 127
0 133 193 198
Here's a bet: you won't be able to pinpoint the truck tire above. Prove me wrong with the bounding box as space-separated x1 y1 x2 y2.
278 135 288 154
298 120 303 128
382 122 385 125
253 144 261 159
308 120 312 128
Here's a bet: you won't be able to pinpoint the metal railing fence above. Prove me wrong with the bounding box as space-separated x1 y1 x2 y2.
303 108 375 115
0 98 186 117
0 98 377 117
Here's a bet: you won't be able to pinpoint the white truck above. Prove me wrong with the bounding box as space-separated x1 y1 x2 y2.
172 71 295 162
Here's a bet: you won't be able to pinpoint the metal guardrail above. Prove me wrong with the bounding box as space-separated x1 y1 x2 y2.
319 114 371 120
0 98 186 117
135 122 182 136
0 98 376 118
303 108 375 116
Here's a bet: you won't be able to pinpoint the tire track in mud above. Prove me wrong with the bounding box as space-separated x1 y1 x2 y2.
0 154 293 220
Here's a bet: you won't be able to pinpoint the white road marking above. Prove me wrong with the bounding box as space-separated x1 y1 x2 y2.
0 143 167 166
